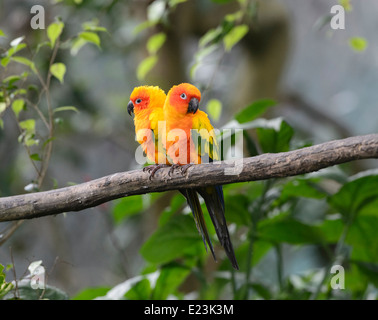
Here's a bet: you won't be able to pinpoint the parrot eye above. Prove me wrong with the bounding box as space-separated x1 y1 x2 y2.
135 98 142 104
180 93 187 100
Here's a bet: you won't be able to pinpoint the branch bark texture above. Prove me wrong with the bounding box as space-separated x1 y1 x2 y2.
1 134 377 222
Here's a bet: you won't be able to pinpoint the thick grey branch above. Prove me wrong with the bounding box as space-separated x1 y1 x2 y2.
1 134 377 222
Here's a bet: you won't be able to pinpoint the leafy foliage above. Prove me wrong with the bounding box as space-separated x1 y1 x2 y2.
0 14 104 191
0 264 13 299
1 0 377 301
70 100 378 301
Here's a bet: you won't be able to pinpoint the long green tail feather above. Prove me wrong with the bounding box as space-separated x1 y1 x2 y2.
181 189 216 261
198 186 239 270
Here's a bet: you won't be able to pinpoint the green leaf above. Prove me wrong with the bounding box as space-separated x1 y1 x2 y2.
1 56 11 67
328 175 378 218
70 37 87 56
73 287 111 300
169 0 187 7
136 55 158 81
352 261 378 287
206 99 222 122
0 264 13 299
199 27 223 48
349 37 367 52
0 29 5 37
3 75 21 85
250 282 273 300
30 153 42 161
53 106 79 114
7 43 27 57
225 11 243 23
235 99 276 124
36 41 51 54
140 214 202 264
79 31 101 48
82 20 107 33
124 278 151 300
19 119 35 133
242 130 259 156
151 263 190 299
147 32 166 55
112 195 144 224
223 24 249 52
133 20 157 35
0 119 3 130
50 63 66 84
3 284 68 300
321 215 378 265
235 240 272 272
347 215 378 263
258 215 324 244
339 0 352 11
11 99 25 119
158 193 186 226
47 21 64 48
257 119 294 153
318 218 343 243
224 194 250 226
11 56 37 74
24 135 39 147
277 178 327 204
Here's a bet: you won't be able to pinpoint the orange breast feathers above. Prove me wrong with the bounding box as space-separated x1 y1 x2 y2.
164 83 202 165
128 86 166 164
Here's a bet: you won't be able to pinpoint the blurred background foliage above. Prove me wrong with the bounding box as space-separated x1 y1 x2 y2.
1 0 378 300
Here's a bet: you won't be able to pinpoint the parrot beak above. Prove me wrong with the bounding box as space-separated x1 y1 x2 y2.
187 97 199 114
127 101 134 116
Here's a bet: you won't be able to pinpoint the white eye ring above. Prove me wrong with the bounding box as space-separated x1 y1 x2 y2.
135 98 142 104
180 93 187 100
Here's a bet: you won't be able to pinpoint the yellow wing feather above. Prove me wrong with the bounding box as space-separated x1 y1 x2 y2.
192 110 220 162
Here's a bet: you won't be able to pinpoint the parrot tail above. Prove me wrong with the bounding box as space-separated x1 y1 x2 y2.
181 189 216 262
198 186 239 270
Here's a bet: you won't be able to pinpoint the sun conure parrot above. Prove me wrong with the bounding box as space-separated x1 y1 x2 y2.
127 85 167 168
163 83 239 270
127 85 217 262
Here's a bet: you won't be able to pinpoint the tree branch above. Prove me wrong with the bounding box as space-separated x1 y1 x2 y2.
1 134 377 222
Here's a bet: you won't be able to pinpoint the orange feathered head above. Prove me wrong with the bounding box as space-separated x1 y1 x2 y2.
128 86 166 116
166 83 201 115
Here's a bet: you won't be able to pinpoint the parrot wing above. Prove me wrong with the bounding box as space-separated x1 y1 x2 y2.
149 107 166 164
192 111 239 270
192 110 220 163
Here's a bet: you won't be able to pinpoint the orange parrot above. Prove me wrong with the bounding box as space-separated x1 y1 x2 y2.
164 83 239 270
127 85 217 262
127 86 167 168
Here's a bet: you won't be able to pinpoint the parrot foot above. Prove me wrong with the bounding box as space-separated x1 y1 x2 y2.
180 163 194 175
143 164 170 180
168 164 181 177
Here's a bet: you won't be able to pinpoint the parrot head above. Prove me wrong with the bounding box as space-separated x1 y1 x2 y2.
166 83 201 115
128 86 166 116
